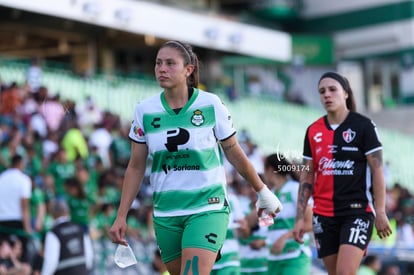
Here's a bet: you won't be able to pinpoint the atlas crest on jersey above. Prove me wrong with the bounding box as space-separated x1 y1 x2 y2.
342 128 356 143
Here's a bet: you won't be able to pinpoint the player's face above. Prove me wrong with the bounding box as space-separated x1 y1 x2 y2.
155 47 190 90
318 77 348 113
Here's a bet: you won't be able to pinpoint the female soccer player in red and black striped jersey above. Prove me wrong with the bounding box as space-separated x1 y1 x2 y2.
292 72 392 275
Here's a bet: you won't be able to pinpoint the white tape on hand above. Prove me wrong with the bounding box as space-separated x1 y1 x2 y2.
257 185 283 213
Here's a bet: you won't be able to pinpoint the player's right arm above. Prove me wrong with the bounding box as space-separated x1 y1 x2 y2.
110 142 148 245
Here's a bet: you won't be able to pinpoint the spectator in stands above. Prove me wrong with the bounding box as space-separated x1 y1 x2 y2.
60 120 89 161
88 122 112 168
211 185 248 275
28 110 48 139
0 129 26 173
109 40 282 275
0 236 31 275
75 164 98 205
31 235 44 275
153 248 170 275
24 145 43 178
76 96 103 138
64 177 92 233
41 199 93 275
46 148 75 199
264 153 313 275
90 203 117 241
38 92 65 133
395 199 414 248
0 155 32 264
0 82 22 116
8 236 31 274
237 183 269 275
238 129 264 176
41 131 59 162
25 57 42 93
109 123 131 170
29 176 46 235
357 254 382 275
293 72 392 275
18 89 39 122
57 99 77 135
126 205 153 244
383 264 401 275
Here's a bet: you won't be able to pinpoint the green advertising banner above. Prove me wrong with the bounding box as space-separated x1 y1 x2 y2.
292 35 334 65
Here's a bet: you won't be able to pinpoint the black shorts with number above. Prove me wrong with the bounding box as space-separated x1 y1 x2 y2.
312 213 375 258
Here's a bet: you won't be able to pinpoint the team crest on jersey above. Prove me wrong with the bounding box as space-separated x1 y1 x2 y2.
342 128 356 143
191 109 204 126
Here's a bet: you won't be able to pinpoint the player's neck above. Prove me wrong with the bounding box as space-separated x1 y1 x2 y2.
327 108 349 125
164 86 189 109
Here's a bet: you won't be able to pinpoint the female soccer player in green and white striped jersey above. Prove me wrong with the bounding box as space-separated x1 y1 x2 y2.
110 41 283 275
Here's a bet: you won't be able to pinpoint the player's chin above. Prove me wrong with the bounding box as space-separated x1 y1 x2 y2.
158 82 172 89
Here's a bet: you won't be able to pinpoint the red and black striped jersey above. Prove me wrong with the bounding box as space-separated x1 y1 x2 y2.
303 112 382 217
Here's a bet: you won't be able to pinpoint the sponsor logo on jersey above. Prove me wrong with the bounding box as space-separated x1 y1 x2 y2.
313 132 322 142
342 146 358 152
151 117 161 128
162 153 200 174
165 128 190 152
172 164 200 171
191 109 204 126
205 233 218 244
133 125 144 137
328 145 337 153
162 163 201 174
342 128 356 143
315 146 322 155
162 164 171 174
318 157 355 176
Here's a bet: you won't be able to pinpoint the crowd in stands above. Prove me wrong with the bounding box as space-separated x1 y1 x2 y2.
0 76 157 274
0 68 413 274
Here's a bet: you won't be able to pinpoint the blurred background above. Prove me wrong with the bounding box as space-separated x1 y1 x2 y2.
0 0 413 274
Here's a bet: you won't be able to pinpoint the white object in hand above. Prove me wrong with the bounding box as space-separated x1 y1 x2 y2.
258 211 275 227
114 244 138 268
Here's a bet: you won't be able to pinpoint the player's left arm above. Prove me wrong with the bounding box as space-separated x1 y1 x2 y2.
367 150 385 212
221 135 264 193
367 150 392 238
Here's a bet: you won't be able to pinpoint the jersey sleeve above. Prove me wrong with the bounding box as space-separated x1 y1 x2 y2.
303 127 312 160
212 96 236 141
363 119 382 155
128 103 146 143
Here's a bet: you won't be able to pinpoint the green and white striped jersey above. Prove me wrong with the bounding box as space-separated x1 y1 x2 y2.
129 88 236 217
267 179 312 261
212 191 245 271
